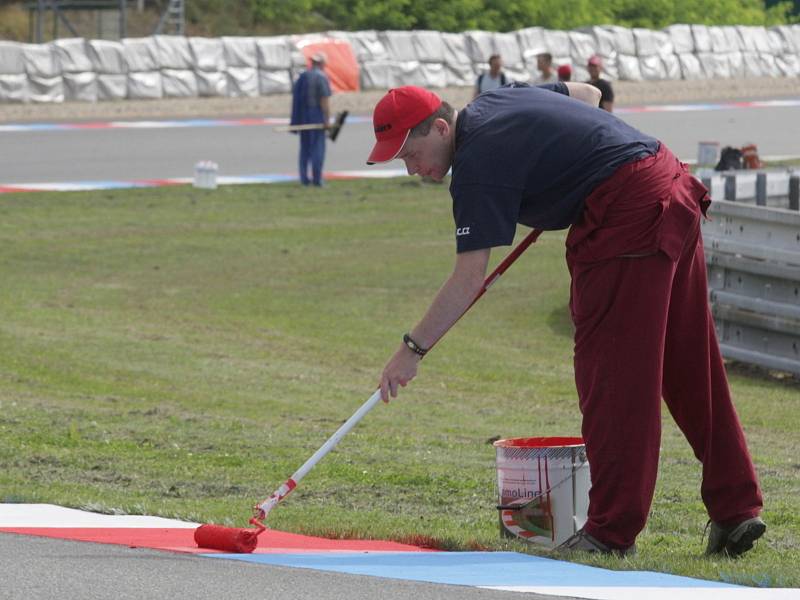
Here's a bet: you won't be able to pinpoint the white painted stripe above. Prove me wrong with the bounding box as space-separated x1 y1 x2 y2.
0 504 198 528
482 587 799 599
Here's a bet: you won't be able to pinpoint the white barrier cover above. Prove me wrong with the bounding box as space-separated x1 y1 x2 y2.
391 60 426 87
662 54 681 79
27 74 63 103
412 30 445 63
727 51 746 78
419 62 447 87
504 66 531 84
633 28 660 57
97 73 126 100
691 24 712 53
360 59 392 89
162 68 198 97
0 41 25 74
697 52 731 79
0 74 26 102
605 26 636 56
63 71 97 102
195 69 227 96
742 52 764 77
127 71 162 98
738 26 773 53
226 66 258 97
154 35 192 69
52 38 92 73
380 30 417 62
542 29 571 57
791 24 800 54
441 32 470 66
189 37 225 71
583 26 616 57
123 38 159 72
664 24 694 54
463 30 494 63
258 69 291 94
23 43 60 77
708 26 731 53
444 62 475 87
769 26 794 53
255 36 291 70
87 40 125 74
759 52 781 77
678 53 705 79
516 27 546 57
222 36 257 68
568 31 596 65
494 32 523 66
617 54 642 81
776 54 800 77
721 26 743 52
331 30 387 62
639 54 666 80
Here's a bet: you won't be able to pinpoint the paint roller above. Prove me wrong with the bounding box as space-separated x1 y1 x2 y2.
194 228 543 553
274 110 349 142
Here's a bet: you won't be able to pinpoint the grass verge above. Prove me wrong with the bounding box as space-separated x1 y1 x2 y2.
0 178 797 586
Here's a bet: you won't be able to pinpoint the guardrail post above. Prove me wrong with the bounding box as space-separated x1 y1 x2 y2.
755 172 767 206
790 175 799 211
724 173 737 201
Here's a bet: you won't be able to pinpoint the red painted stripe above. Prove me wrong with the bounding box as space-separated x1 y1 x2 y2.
1 527 436 554
0 186 35 194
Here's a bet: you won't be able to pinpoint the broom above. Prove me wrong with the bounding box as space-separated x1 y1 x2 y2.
194 228 543 553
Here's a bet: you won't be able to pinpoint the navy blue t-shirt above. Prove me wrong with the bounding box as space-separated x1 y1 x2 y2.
450 83 659 252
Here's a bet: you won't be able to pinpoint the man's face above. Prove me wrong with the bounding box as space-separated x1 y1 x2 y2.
489 57 502 72
397 119 453 182
588 64 600 79
537 55 550 71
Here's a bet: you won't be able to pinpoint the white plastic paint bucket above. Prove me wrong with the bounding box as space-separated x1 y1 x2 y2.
697 141 720 168
493 436 590 549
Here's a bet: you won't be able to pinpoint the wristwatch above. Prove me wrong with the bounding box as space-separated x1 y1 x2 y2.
403 333 428 357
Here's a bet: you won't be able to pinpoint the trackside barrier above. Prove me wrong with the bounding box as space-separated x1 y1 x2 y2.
701 199 800 376
701 171 800 210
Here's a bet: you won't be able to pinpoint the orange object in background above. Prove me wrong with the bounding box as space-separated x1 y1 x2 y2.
741 144 763 169
296 38 360 93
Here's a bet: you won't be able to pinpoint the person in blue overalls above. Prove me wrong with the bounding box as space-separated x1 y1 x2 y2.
291 52 332 186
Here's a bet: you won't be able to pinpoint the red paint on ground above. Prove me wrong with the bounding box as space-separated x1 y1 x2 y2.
1 527 435 554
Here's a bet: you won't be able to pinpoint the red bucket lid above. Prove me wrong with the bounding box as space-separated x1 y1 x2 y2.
492 436 584 448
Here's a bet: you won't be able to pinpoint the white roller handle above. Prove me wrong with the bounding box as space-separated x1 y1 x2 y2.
256 389 382 517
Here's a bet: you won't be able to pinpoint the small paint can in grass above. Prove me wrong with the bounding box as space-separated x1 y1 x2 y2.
493 436 589 548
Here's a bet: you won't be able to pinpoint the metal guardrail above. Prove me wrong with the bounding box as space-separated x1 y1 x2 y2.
701 170 800 210
702 199 800 376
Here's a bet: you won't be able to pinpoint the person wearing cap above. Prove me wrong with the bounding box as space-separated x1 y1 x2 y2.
366 83 765 557
586 55 614 112
557 64 572 82
290 52 332 186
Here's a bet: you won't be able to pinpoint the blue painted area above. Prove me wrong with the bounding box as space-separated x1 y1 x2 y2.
200 551 738 589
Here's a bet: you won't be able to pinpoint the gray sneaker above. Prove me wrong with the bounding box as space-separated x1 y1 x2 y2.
705 516 766 557
555 528 636 557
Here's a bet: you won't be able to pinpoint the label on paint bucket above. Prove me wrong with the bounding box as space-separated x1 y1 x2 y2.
493 437 590 549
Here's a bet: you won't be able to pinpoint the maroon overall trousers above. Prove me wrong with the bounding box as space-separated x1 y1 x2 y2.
565 144 763 550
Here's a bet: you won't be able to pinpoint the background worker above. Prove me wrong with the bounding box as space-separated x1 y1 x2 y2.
586 55 614 112
557 64 572 82
290 52 332 186
473 54 507 99
533 52 557 84
366 83 765 557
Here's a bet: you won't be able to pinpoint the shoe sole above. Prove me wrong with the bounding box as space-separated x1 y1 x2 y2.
725 520 766 557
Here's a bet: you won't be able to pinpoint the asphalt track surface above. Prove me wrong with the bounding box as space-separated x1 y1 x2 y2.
1 101 799 184
0 533 566 600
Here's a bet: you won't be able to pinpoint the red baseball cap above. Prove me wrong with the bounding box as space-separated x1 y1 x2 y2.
367 86 442 165
588 55 602 67
557 64 572 78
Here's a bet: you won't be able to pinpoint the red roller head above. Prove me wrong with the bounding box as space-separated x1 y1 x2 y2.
194 524 259 553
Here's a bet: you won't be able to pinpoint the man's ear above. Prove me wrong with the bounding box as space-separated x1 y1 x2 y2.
434 117 449 137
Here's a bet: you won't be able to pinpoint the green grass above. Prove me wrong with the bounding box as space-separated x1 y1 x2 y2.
0 179 798 587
